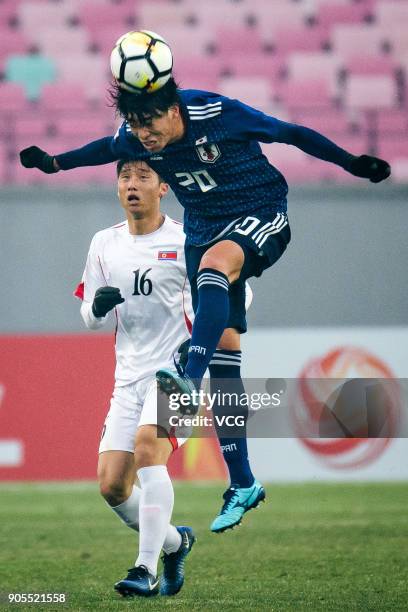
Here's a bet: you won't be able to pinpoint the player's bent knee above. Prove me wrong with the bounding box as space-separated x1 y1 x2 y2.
99 479 130 506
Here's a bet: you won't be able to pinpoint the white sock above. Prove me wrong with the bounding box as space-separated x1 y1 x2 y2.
135 465 181 576
110 485 141 530
109 484 181 554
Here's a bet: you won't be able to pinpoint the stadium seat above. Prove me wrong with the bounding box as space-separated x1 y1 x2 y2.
386 26 408 57
0 82 28 112
153 25 216 60
138 1 192 29
331 24 388 58
286 52 342 96
18 1 79 30
261 144 317 183
192 2 251 29
54 54 109 100
14 116 52 138
344 75 398 110
0 142 8 185
390 158 408 183
223 53 285 82
78 1 135 34
317 2 373 29
88 25 128 56
375 110 408 135
376 1 408 27
288 109 355 137
29 28 90 56
340 55 398 77
0 29 30 62
377 136 408 161
271 25 330 55
219 76 273 110
213 26 263 56
252 2 308 39
55 115 115 139
277 79 334 111
40 84 92 111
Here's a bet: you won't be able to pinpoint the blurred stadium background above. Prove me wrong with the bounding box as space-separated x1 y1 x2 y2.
0 0 407 607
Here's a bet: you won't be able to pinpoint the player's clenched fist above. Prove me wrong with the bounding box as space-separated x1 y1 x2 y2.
19 146 59 173
349 155 391 183
92 286 125 318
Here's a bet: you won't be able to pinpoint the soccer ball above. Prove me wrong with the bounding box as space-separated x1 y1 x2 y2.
110 30 173 94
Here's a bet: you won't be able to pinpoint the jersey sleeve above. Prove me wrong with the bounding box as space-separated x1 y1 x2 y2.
75 234 109 329
55 122 144 170
222 97 354 169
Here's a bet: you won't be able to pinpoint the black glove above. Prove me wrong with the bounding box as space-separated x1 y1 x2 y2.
349 155 391 183
19 146 58 174
178 338 191 370
92 286 125 318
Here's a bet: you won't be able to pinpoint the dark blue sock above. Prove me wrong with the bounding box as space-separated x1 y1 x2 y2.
209 349 255 489
185 268 230 386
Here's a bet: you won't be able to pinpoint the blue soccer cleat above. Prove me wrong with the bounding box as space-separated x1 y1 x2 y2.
156 368 199 416
114 565 159 597
160 526 196 596
210 481 266 533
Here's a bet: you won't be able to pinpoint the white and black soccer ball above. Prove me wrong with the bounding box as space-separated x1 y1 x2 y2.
110 30 173 94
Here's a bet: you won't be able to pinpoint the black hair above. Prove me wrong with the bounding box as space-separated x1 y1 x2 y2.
116 159 163 183
109 77 181 124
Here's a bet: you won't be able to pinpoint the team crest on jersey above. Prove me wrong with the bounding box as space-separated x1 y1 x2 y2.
196 143 221 164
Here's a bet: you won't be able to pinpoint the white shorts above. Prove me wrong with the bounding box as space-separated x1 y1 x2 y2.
99 376 189 454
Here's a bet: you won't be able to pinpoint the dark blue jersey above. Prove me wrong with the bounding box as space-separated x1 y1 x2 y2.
56 89 354 246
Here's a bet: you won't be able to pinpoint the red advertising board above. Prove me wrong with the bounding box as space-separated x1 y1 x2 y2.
0 335 225 481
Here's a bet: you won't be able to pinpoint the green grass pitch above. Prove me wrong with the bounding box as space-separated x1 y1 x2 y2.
0 482 407 611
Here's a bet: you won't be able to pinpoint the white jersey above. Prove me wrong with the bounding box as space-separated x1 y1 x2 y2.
76 215 193 386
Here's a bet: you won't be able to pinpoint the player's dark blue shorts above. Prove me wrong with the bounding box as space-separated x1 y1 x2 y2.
185 212 291 333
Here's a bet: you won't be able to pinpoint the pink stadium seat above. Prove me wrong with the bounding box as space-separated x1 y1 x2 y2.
277 79 334 111
154 26 215 61
375 110 408 134
29 28 90 56
223 53 285 82
14 116 51 138
331 25 388 58
253 2 308 38
0 30 30 61
54 54 109 99
79 1 135 34
317 2 373 28
261 143 315 182
173 55 226 89
0 82 28 111
271 25 330 55
387 26 408 56
0 3 19 26
286 53 342 96
390 158 408 183
344 75 397 110
55 115 115 139
53 163 117 185
219 76 273 110
376 1 408 27
214 26 263 56
289 109 355 137
40 84 91 111
138 1 191 29
377 136 408 161
89 26 138 56
18 1 78 30
341 55 397 77
193 3 251 29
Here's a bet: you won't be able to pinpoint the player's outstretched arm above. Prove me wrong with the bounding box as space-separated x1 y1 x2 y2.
276 123 391 183
20 137 118 173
